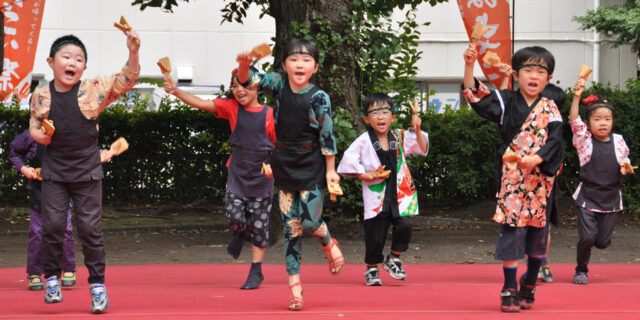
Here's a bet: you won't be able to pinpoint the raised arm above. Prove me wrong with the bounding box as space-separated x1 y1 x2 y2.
164 76 217 113
125 30 140 74
570 81 585 122
411 114 428 154
236 51 253 84
498 63 513 90
463 44 478 89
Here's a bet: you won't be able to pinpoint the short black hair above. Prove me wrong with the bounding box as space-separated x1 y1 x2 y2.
285 38 319 63
512 46 554 75
49 34 87 62
362 92 393 115
541 83 566 107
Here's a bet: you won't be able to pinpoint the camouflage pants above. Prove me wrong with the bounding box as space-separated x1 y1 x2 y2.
279 186 332 275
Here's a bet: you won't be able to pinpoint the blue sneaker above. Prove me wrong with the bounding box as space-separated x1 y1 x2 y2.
44 276 63 303
573 272 589 285
90 284 110 313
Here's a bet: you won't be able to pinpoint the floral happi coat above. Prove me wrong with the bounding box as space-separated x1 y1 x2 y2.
463 80 564 227
337 128 429 220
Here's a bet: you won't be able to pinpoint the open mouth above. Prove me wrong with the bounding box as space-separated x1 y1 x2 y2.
295 72 305 77
65 70 76 77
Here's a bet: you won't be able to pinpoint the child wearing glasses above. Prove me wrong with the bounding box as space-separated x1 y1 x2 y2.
337 92 428 286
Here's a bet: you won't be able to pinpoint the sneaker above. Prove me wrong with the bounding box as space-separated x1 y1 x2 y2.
44 276 63 304
383 255 406 280
518 275 536 310
573 272 589 285
364 267 382 286
500 289 520 312
28 275 43 291
90 284 110 314
538 265 554 283
61 272 76 287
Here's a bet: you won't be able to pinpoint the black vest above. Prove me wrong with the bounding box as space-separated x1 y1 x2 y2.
271 81 325 191
42 81 102 182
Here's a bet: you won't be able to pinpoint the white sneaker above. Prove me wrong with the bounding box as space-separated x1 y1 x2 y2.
90 284 110 313
44 276 63 304
383 255 407 280
364 267 382 286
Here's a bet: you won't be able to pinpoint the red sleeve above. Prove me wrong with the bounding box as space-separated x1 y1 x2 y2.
213 99 239 131
265 107 276 143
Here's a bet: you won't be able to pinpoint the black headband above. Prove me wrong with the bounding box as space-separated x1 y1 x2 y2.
50 37 87 62
286 50 313 58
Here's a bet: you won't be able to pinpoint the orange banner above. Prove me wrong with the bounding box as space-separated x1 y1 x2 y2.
2 0 46 100
458 0 511 89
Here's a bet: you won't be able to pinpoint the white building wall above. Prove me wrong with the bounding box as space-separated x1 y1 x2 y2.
410 0 635 109
32 0 275 89
31 0 636 108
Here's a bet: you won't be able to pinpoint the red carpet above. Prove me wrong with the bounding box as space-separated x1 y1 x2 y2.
1 263 639 319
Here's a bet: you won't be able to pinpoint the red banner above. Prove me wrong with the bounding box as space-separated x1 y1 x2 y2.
2 0 46 100
457 0 511 89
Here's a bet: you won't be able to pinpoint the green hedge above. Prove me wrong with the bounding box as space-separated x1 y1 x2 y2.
1 81 639 216
1 93 231 204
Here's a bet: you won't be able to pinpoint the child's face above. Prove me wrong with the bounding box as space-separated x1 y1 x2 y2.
47 44 86 92
281 48 318 91
230 78 259 107
514 58 551 101
362 102 395 136
587 107 613 141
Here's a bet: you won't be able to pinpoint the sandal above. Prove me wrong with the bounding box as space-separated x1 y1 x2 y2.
28 274 43 291
61 271 76 287
322 238 345 275
288 282 304 311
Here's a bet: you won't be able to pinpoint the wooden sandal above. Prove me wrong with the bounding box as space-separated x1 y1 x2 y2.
288 281 304 311
322 238 344 275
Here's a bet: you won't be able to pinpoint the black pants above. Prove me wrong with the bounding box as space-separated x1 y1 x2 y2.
363 210 412 265
42 180 105 284
576 206 617 273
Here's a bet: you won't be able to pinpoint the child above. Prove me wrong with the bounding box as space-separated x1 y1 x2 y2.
537 84 566 283
29 32 139 313
236 38 344 311
569 82 632 285
163 67 275 290
500 71 565 284
337 93 428 286
462 45 563 312
9 130 77 291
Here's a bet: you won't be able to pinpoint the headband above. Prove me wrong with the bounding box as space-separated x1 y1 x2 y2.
366 105 393 115
286 50 313 58
514 63 549 72
49 37 87 61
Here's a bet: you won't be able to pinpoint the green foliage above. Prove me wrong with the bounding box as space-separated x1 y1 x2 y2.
0 91 230 205
573 0 640 53
3 79 640 215
130 0 183 12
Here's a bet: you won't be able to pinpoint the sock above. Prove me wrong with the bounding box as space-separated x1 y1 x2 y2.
541 256 549 267
240 262 264 290
227 234 244 259
503 266 518 290
389 251 401 259
367 264 378 270
525 257 544 287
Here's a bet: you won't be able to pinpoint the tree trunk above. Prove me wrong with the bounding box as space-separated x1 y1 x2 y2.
268 0 363 131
